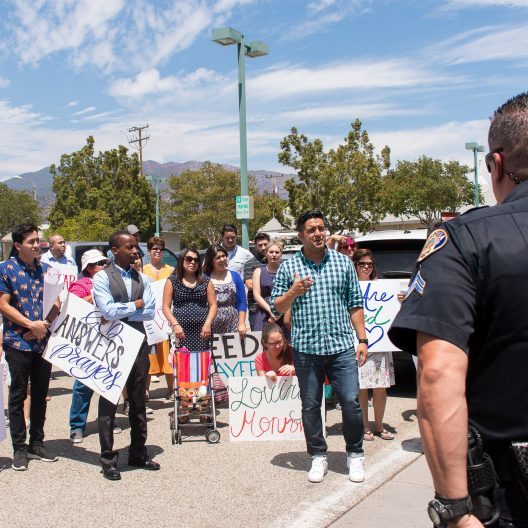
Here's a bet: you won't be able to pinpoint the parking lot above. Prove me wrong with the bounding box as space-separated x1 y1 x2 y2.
0 359 420 528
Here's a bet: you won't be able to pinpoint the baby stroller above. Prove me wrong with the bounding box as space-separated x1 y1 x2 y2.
169 347 221 445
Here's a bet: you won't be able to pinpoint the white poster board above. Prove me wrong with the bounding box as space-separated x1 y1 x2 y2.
211 331 262 384
0 361 6 444
357 279 406 352
43 268 65 318
229 376 313 442
143 279 171 346
43 294 144 404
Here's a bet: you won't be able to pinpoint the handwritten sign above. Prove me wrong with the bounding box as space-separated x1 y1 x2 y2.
144 279 171 346
0 361 6 444
43 268 65 318
43 293 144 404
211 331 262 384
357 279 405 352
229 376 312 442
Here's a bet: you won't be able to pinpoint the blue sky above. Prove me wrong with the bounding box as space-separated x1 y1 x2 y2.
0 0 527 186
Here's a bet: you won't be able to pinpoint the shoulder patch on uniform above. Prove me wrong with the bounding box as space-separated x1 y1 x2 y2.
404 269 427 300
417 228 449 263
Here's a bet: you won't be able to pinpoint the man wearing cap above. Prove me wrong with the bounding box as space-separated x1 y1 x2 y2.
67 250 123 444
41 234 76 268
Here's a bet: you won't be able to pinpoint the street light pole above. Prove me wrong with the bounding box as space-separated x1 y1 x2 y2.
465 142 485 207
146 175 161 236
211 27 268 249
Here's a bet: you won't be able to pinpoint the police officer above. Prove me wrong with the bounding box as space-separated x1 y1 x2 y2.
389 93 528 528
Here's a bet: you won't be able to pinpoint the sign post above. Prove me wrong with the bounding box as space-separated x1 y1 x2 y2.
235 195 254 220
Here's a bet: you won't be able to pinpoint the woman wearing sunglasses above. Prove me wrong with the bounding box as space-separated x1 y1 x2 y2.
203 245 247 337
143 237 175 400
352 249 395 442
163 248 217 358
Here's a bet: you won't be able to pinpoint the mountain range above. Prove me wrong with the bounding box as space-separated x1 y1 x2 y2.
3 160 294 214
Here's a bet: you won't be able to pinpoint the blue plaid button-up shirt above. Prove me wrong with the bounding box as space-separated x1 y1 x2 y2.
270 248 363 355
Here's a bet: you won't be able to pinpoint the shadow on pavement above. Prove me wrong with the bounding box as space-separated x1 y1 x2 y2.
0 456 12 471
44 439 164 468
402 437 423 453
402 408 417 422
271 450 348 474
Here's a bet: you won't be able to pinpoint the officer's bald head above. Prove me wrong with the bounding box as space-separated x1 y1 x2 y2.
489 93 528 180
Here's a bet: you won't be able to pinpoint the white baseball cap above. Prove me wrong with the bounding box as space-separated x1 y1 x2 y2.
81 249 108 271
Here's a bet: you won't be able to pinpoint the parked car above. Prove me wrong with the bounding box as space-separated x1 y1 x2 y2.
355 229 428 278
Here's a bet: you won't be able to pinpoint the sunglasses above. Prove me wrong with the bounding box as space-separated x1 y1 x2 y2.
93 260 108 267
357 262 373 268
184 256 199 263
485 146 522 183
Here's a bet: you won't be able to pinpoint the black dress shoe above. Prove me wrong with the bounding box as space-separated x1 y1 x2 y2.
101 463 121 480
128 457 160 471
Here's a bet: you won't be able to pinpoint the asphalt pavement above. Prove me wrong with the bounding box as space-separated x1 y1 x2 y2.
0 361 426 528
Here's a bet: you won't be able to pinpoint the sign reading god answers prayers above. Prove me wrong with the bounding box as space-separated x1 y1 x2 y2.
43 294 144 404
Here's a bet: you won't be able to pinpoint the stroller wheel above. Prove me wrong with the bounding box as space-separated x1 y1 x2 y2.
206 429 220 444
177 429 182 444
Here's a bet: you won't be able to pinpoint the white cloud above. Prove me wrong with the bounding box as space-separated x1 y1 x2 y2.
442 0 528 9
288 0 370 39
108 68 226 100
248 59 461 100
278 103 427 123
67 101 78 107
4 0 260 74
73 106 97 116
432 25 528 64
0 77 10 88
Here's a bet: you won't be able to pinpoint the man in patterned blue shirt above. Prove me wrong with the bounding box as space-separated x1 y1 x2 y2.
0 223 60 471
271 211 368 484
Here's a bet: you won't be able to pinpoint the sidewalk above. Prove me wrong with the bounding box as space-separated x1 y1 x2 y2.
330 454 433 528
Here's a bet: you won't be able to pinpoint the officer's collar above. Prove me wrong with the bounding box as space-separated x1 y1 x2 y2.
502 180 528 204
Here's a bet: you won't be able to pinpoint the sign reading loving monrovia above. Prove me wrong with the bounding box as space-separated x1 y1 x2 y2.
229 376 306 442
43 294 144 404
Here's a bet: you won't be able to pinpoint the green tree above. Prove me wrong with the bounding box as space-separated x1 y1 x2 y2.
383 156 479 229
278 120 389 233
164 162 289 247
0 183 41 237
48 136 156 241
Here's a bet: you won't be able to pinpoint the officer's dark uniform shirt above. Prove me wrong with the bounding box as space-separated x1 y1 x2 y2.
388 182 528 445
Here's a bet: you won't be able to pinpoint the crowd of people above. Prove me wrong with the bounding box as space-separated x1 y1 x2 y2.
0 217 395 483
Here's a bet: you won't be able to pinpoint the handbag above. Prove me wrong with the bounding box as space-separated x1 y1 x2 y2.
510 442 528 500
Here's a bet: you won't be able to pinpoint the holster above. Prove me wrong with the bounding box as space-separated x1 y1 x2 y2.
467 427 500 526
510 441 528 501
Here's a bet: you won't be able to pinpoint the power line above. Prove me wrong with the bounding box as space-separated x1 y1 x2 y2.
128 124 150 177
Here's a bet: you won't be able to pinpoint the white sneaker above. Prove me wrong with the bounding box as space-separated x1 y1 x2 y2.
347 455 365 482
308 457 328 483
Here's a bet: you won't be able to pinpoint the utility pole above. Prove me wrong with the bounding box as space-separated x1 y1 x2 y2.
128 124 150 177
265 173 282 218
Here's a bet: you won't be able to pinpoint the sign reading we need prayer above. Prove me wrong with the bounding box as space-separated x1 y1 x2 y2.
43 294 143 404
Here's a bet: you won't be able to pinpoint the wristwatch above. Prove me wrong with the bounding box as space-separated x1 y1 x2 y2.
358 338 368 345
427 495 472 528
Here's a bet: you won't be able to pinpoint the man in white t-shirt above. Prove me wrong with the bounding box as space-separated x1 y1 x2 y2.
220 224 253 280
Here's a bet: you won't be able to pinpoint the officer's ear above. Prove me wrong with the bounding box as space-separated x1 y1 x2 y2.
490 152 504 184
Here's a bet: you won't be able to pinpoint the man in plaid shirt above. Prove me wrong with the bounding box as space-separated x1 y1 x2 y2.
271 211 368 484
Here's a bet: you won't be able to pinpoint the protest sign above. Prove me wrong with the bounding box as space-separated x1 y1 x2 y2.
43 267 65 318
57 264 79 291
0 362 6 444
211 331 262 384
143 278 171 346
229 376 312 442
44 294 144 404
357 279 404 352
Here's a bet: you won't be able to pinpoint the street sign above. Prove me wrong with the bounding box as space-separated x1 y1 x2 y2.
235 195 254 219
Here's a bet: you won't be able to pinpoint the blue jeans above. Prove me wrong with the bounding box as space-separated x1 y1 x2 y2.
69 379 94 433
294 348 363 458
